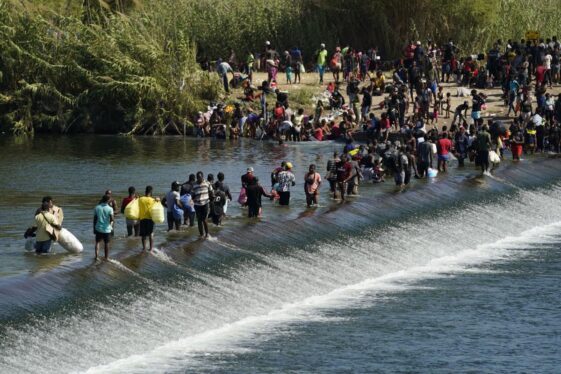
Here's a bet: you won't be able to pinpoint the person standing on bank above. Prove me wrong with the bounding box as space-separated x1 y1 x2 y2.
192 171 214 238
94 194 114 261
138 186 156 251
276 162 296 206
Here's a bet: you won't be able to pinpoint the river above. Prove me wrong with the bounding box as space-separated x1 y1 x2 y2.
0 135 560 373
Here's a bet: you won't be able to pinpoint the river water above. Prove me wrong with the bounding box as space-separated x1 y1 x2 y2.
0 136 560 373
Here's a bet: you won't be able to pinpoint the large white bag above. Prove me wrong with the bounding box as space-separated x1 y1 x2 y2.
57 228 84 253
489 150 500 164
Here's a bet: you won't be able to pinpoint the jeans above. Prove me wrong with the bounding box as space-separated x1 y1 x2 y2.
167 211 181 231
317 64 325 82
222 74 229 92
35 239 52 254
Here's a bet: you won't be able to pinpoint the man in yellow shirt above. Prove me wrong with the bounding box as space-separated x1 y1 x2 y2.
33 201 62 254
34 196 63 240
317 43 328 84
138 185 156 251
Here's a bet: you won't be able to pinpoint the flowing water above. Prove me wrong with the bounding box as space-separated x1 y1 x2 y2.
0 136 560 373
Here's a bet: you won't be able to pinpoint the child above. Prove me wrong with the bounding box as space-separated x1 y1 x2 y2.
372 159 385 183
436 86 444 111
286 65 293 84
445 92 451 118
431 105 439 126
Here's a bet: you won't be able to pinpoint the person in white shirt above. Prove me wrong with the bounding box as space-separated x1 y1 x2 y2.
544 53 553 87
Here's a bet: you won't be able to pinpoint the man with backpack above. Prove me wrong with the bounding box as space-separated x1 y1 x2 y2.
210 185 226 226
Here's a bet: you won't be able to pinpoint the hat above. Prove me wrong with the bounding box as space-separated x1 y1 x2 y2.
320 43 325 48
285 162 293 169
265 40 271 46
416 41 421 45
247 167 254 172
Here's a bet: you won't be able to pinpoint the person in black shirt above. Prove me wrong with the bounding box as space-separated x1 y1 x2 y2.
451 101 469 127
246 177 272 218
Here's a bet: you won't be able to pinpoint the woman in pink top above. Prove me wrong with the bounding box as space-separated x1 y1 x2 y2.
436 132 453 173
304 164 322 207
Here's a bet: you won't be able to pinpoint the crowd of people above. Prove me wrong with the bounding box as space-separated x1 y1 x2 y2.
24 34 561 259
201 36 561 163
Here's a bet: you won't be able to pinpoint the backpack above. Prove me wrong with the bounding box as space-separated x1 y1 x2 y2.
212 190 226 216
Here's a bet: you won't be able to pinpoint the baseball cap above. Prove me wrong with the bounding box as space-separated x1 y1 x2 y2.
285 162 293 169
247 167 254 172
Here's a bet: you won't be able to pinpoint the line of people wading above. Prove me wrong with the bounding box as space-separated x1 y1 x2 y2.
24 34 561 260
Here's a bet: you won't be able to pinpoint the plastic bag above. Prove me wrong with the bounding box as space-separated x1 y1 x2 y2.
150 202 165 224
124 198 140 220
172 202 184 221
427 168 438 178
25 237 35 251
489 150 500 164
238 187 247 205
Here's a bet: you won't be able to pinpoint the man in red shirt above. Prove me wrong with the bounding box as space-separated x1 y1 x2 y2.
437 132 453 173
335 156 352 201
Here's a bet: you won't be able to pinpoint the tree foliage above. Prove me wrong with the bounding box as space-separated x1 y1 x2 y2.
1 0 560 135
0 0 219 135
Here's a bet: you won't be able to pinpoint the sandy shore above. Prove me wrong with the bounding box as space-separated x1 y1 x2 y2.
227 70 561 131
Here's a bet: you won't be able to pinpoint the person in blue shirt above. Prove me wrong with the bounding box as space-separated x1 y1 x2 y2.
94 194 114 261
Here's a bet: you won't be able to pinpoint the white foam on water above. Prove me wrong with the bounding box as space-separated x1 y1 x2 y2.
150 248 178 267
84 221 561 374
2 186 561 374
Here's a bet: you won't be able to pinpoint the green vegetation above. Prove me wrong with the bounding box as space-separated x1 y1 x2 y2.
0 0 220 135
0 0 559 135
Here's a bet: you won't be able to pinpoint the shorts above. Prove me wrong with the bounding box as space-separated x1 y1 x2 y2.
95 231 112 244
139 219 154 237
194 204 209 221
126 219 139 227
471 111 481 120
34 239 52 254
438 154 449 162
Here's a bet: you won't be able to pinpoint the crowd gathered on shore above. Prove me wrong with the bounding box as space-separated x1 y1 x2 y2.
25 35 561 259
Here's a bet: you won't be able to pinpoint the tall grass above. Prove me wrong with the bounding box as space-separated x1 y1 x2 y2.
0 0 220 135
1 0 560 135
